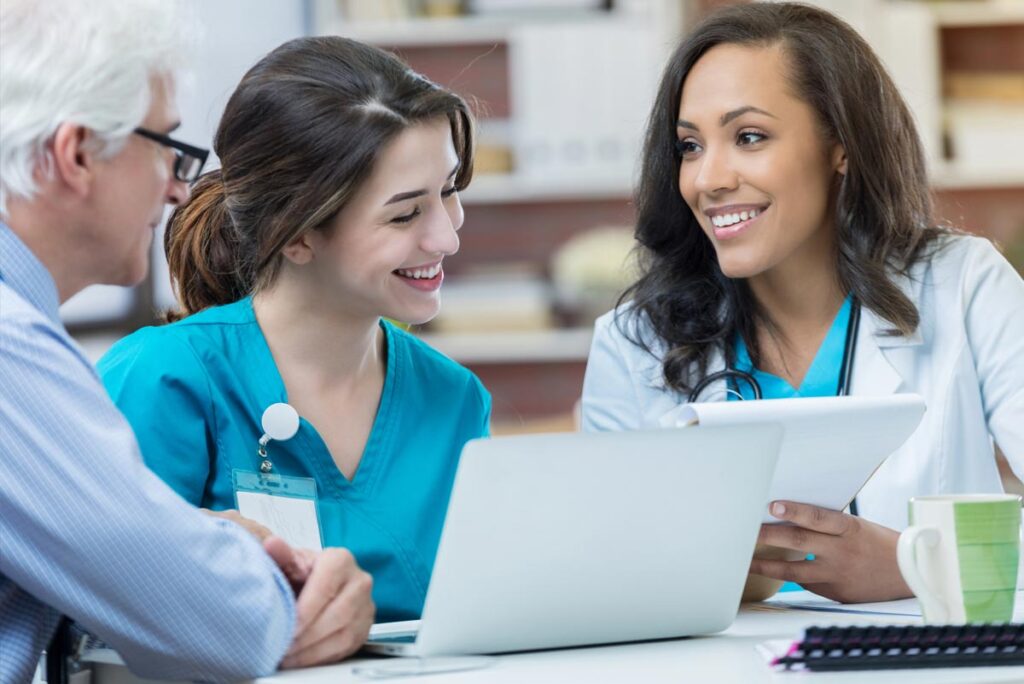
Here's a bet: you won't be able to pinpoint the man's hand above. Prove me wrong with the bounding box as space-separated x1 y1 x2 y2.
749 500 912 604
263 537 375 668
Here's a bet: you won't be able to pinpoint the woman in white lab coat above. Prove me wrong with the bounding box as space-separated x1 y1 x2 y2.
581 2 1024 603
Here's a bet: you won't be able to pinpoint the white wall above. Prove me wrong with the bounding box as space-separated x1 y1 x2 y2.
61 0 309 324
153 0 309 309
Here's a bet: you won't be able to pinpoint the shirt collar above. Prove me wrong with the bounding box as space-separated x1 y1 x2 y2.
0 221 62 325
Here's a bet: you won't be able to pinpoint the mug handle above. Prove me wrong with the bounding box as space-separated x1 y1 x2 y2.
897 526 947 623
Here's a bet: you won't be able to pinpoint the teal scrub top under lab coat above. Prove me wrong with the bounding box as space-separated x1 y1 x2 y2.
98 297 491 622
731 295 853 592
732 296 853 402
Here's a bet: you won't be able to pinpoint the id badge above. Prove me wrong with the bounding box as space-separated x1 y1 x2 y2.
232 469 324 551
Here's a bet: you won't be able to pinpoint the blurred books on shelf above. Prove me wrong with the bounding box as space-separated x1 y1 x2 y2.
466 0 607 16
421 0 463 18
945 72 1024 101
335 0 611 23
942 71 1024 175
430 263 554 333
927 0 1024 27
944 101 1024 173
337 0 413 22
509 20 659 185
474 118 515 175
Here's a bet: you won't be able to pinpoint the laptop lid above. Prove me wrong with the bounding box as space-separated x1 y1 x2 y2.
412 423 783 656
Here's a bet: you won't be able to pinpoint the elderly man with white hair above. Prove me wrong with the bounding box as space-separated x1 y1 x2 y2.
0 1 374 682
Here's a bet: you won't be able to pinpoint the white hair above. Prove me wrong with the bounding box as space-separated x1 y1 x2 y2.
0 0 196 215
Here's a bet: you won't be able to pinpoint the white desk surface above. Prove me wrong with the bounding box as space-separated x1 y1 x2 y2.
245 593 1024 684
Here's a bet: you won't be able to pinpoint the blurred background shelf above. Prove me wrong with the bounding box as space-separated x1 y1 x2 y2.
931 165 1024 190
66 0 1024 453
416 327 593 364
319 12 635 46
322 16 510 46
929 1 1024 27
462 173 634 204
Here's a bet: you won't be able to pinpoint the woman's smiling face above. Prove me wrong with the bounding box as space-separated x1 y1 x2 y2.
300 117 464 326
676 42 847 281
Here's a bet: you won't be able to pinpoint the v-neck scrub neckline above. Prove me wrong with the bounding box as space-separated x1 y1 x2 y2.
244 297 398 499
732 296 853 400
98 296 491 622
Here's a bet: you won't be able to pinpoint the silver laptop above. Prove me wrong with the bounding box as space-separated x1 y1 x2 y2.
365 423 783 656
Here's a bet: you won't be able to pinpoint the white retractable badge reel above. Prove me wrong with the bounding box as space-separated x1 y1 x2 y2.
231 403 324 550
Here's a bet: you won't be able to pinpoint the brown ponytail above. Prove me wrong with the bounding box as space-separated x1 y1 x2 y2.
160 36 475 323
163 171 251 322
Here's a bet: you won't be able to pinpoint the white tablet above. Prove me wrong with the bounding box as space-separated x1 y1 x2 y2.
660 394 926 523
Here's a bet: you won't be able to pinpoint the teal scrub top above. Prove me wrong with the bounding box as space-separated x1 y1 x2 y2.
732 296 853 401
98 297 491 622
731 296 853 592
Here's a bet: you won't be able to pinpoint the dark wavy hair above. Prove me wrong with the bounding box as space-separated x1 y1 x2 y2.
164 36 474 321
620 2 946 394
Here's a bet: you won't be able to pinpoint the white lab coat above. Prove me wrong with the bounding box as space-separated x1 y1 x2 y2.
581 235 1024 531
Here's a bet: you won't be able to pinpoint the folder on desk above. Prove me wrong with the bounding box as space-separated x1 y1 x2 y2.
660 394 927 523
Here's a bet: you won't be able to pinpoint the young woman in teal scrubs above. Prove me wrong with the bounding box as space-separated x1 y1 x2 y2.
582 3 1024 604
98 36 490 622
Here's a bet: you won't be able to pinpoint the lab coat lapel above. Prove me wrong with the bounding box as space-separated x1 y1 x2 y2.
853 312 905 397
640 345 728 394
695 346 730 399
649 346 730 427
853 275 925 397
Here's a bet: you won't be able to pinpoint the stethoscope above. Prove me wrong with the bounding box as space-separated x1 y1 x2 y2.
687 299 863 516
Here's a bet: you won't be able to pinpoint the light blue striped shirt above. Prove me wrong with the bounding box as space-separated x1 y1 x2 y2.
0 223 296 683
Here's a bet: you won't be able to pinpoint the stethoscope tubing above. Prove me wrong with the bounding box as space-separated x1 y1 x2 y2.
687 299 863 514
688 299 861 403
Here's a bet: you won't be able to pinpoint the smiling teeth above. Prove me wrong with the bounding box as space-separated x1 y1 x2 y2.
712 208 760 227
396 263 441 279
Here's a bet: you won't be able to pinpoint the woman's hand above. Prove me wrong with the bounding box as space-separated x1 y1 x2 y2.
749 500 913 604
201 508 274 542
742 544 803 602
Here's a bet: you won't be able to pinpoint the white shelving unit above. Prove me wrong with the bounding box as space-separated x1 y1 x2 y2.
316 12 621 46
931 164 1024 191
929 1 1024 27
461 171 634 204
461 165 1024 203
312 0 1023 374
809 0 1024 191
312 0 684 44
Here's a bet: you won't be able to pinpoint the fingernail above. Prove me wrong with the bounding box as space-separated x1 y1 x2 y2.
771 502 786 517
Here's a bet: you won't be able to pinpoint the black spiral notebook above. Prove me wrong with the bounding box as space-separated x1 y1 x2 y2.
771 623 1024 672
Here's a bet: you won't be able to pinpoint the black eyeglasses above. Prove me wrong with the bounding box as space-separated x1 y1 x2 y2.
133 127 209 183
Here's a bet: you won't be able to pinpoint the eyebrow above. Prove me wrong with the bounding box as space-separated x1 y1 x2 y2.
676 106 777 132
384 164 460 206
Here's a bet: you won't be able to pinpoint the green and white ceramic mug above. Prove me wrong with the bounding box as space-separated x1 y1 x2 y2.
898 494 1021 624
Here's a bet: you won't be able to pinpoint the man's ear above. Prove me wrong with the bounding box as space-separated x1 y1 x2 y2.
281 231 316 265
50 123 95 197
832 143 848 176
